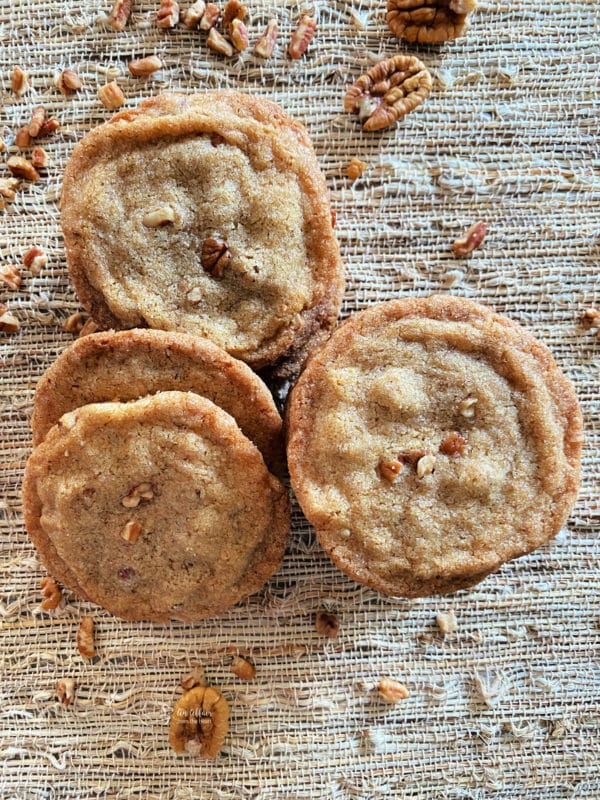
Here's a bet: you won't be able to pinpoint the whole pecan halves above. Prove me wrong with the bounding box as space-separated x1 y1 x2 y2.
169 686 229 758
344 55 432 132
386 0 477 44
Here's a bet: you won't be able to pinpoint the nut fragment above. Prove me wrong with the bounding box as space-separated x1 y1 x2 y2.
0 265 22 290
253 19 278 58
11 66 29 96
78 318 101 337
76 617 95 659
23 246 48 275
452 221 487 256
180 666 207 690
7 156 40 181
347 157 367 181
57 69 83 94
439 431 466 457
387 0 477 44
39 117 60 136
288 15 316 59
184 0 206 27
207 28 234 57
143 205 175 227
231 655 256 681
98 81 125 110
121 520 143 544
31 147 49 169
0 309 20 333
28 106 47 138
378 678 409 703
458 395 478 418
200 2 221 30
63 311 87 333
416 453 436 478
40 576 62 610
230 19 249 50
379 458 403 484
109 0 133 30
169 685 229 758
15 126 32 148
157 0 180 27
330 209 337 228
436 609 457 635
222 0 246 29
56 678 76 706
344 54 432 132
201 237 230 277
186 287 203 305
315 609 339 639
581 307 600 325
121 482 154 508
0 178 20 202
128 55 163 76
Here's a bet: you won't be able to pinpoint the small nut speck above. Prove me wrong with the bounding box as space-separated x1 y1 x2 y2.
347 158 367 181
378 678 409 703
40 576 62 610
439 432 466 457
76 617 95 659
0 265 22 291
452 221 487 257
416 453 436 478
121 520 142 544
56 678 76 706
379 458 403 484
436 609 458 635
121 482 154 508
459 395 478 418
231 655 256 681
143 206 175 227
315 609 339 638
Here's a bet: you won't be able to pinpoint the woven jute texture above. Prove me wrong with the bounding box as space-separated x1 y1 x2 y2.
1 0 599 797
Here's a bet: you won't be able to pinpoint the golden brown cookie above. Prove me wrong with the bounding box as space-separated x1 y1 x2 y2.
287 296 583 597
61 91 344 372
31 328 284 474
23 392 290 622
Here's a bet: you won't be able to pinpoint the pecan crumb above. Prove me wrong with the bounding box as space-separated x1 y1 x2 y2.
253 19 278 58
143 206 175 227
347 158 367 181
39 117 60 137
231 655 256 681
458 395 478 418
230 19 249 50
0 265 22 290
222 0 246 28
0 309 20 333
201 237 230 277
56 678 76 706
40 576 62 610
121 482 154 508
31 147 49 169
121 520 143 544
0 178 20 202
98 81 125 110
379 458 403 484
128 55 163 76
63 312 87 333
416 453 436 478
186 287 203 305
180 666 206 690
28 106 47 138
439 431 466 457
23 246 48 274
315 609 339 639
78 318 101 337
157 0 180 28
76 617 95 659
581 307 600 325
57 69 83 94
452 221 487 256
15 126 32 148
288 15 316 59
378 677 409 703
7 156 40 182
169 686 229 758
436 609 457 635
184 0 206 27
11 66 29 96
200 2 221 30
109 0 133 30
207 27 234 57
330 209 337 228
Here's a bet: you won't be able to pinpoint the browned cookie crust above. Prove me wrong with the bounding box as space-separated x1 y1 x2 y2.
61 91 344 370
287 295 583 597
31 328 284 474
23 392 290 622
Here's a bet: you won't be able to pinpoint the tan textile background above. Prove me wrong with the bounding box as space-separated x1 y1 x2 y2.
1 0 599 797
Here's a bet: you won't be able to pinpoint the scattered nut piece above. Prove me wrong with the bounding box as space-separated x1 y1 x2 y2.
78 318 101 337
40 576 62 610
28 106 47 138
56 678 76 706
180 666 206 691
416 453 436 478
109 0 133 30
222 0 246 29
330 208 337 228
15 127 32 148
169 685 229 758
143 206 175 227
207 27 234 56
347 157 367 181
452 221 487 256
11 66 29 96
458 395 478 418
39 117 60 136
31 147 49 169
288 15 316 59
379 458 403 484
0 139 5 152
581 307 600 325
0 308 20 333
121 520 143 544
344 54 432 131
201 237 230 276
98 81 125 110
76 617 95 659
200 2 221 30
0 178 20 202
23 246 48 274
231 655 256 681
121 482 154 508
315 609 339 638
57 69 83 94
254 18 278 57
439 431 466 457
7 155 40 181
63 311 87 333
436 609 457 635
128 55 163 76
157 0 180 27
400 448 426 464
0 265 22 291
387 0 477 44
230 19 249 50
378 678 409 703
186 287 203 305
184 0 206 27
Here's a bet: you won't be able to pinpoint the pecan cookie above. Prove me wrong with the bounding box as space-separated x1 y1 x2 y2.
31 329 284 474
61 92 344 373
23 392 290 621
287 296 583 597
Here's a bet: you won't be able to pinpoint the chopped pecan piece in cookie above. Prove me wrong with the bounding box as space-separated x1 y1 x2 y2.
143 206 175 227
379 458 403 484
121 520 142 543
452 221 487 256
76 617 95 659
109 0 133 30
231 655 256 680
378 678 409 703
56 678 76 706
315 609 339 638
157 0 180 27
344 55 432 132
201 237 230 276
254 19 278 57
387 0 477 43
0 265 22 291
121 482 154 507
288 15 316 59
40 576 62 610
458 394 478 418
416 453 436 478
169 685 229 758
439 432 466 457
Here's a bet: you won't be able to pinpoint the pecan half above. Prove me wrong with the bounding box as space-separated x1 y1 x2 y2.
184 0 206 27
40 576 62 610
109 0 133 30
157 0 180 28
0 265 22 291
201 237 230 277
56 678 76 706
207 28 234 57
11 66 29 96
378 678 409 703
169 686 229 758
98 81 125 110
253 19 278 58
315 610 339 639
288 15 316 59
439 431 466 457
57 69 83 94
23 246 48 274
128 55 162 76
387 0 477 44
199 2 220 30
344 55 432 132
231 655 256 681
452 221 487 256
7 156 40 182
76 617 95 659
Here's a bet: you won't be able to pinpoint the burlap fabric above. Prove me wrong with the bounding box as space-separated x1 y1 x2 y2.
1 0 598 797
